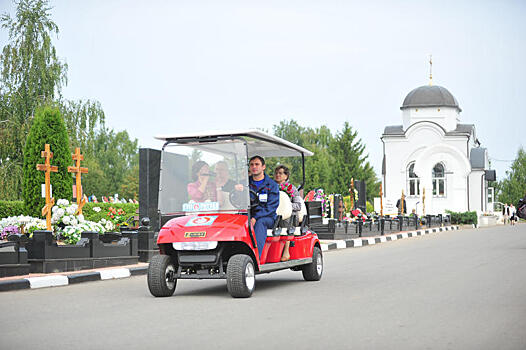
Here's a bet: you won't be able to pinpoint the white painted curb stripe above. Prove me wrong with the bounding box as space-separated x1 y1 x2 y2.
389 234 398 241
321 244 329 251
27 275 69 289
353 239 363 247
98 268 131 280
367 238 376 245
401 232 408 239
379 236 387 243
336 241 346 249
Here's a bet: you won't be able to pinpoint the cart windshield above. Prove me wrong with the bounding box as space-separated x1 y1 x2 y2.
159 140 249 215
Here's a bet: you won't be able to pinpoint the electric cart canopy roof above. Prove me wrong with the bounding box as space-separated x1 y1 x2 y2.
155 129 314 158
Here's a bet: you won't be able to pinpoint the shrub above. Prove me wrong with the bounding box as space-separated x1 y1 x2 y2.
366 201 374 214
23 106 72 217
0 200 26 218
446 210 478 225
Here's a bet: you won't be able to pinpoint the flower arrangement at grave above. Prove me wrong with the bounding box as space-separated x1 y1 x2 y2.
0 199 135 244
279 182 295 200
309 189 330 218
1 225 19 240
51 199 105 244
107 206 129 229
0 216 47 240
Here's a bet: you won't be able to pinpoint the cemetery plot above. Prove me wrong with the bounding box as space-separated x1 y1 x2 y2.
25 230 138 273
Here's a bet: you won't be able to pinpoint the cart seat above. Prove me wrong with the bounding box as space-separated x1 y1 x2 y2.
276 191 292 220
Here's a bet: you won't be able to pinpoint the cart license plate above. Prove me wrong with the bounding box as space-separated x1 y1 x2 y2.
184 231 206 238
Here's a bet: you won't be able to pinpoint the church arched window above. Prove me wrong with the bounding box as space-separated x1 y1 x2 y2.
407 162 420 196
432 163 446 197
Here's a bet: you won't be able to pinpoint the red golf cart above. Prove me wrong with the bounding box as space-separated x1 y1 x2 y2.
147 130 322 298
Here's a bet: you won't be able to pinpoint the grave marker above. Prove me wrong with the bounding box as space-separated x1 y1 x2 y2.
67 147 89 215
36 144 58 231
349 178 355 211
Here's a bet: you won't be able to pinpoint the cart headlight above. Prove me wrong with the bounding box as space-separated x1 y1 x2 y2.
173 241 218 251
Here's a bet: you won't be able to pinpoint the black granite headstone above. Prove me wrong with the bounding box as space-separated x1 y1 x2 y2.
355 180 367 212
139 148 161 231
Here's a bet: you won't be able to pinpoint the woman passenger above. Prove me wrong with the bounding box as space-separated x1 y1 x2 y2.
274 165 304 261
187 161 217 202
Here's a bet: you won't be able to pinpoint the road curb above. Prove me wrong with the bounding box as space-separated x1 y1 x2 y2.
320 225 459 252
0 266 148 292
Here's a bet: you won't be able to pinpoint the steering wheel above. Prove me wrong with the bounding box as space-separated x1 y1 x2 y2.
249 189 260 208
229 189 247 209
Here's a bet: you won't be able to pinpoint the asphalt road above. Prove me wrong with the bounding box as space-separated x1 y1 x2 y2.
1 224 525 350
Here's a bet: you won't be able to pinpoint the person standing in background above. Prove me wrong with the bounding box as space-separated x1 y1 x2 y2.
502 203 509 225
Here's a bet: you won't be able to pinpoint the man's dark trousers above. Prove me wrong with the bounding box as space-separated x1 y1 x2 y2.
253 216 275 259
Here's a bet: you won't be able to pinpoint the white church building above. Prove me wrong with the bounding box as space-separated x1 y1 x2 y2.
381 83 495 216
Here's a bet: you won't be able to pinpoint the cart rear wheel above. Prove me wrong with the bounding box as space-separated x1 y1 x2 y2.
302 246 323 281
148 254 177 297
226 254 255 298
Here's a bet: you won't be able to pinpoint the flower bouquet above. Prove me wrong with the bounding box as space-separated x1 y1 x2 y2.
279 182 295 200
107 206 128 229
312 189 330 218
0 215 47 240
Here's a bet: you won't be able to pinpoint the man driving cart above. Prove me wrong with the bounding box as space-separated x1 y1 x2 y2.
248 155 279 259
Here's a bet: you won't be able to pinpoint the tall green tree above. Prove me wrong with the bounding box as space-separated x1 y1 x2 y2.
23 105 70 216
59 99 106 153
271 119 379 200
0 0 67 199
497 147 526 205
83 128 138 199
328 122 379 200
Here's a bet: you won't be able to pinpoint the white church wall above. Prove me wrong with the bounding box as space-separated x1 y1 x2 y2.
469 170 485 214
402 107 460 132
383 123 471 215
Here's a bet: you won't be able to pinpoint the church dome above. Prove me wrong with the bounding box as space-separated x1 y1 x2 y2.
401 85 461 112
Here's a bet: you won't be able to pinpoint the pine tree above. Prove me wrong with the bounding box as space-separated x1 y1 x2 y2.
328 122 380 200
23 105 71 217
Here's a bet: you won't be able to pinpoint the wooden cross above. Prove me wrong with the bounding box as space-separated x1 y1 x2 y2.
422 188 426 216
380 183 384 216
349 178 355 211
36 144 58 231
401 190 405 215
338 199 344 221
67 147 89 215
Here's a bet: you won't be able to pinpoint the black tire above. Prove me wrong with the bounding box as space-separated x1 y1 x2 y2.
147 254 177 297
226 254 256 298
302 246 323 281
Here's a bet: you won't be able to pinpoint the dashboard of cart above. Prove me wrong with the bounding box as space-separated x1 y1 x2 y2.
158 140 249 216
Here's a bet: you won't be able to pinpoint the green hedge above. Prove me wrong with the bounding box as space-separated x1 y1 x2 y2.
0 200 26 218
446 210 478 225
82 202 139 223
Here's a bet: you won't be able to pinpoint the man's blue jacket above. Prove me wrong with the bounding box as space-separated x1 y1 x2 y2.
249 173 279 220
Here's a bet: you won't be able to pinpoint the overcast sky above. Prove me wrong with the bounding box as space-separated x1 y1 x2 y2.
1 0 525 180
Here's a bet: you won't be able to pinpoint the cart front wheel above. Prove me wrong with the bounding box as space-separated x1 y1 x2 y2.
227 254 256 298
148 254 177 297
